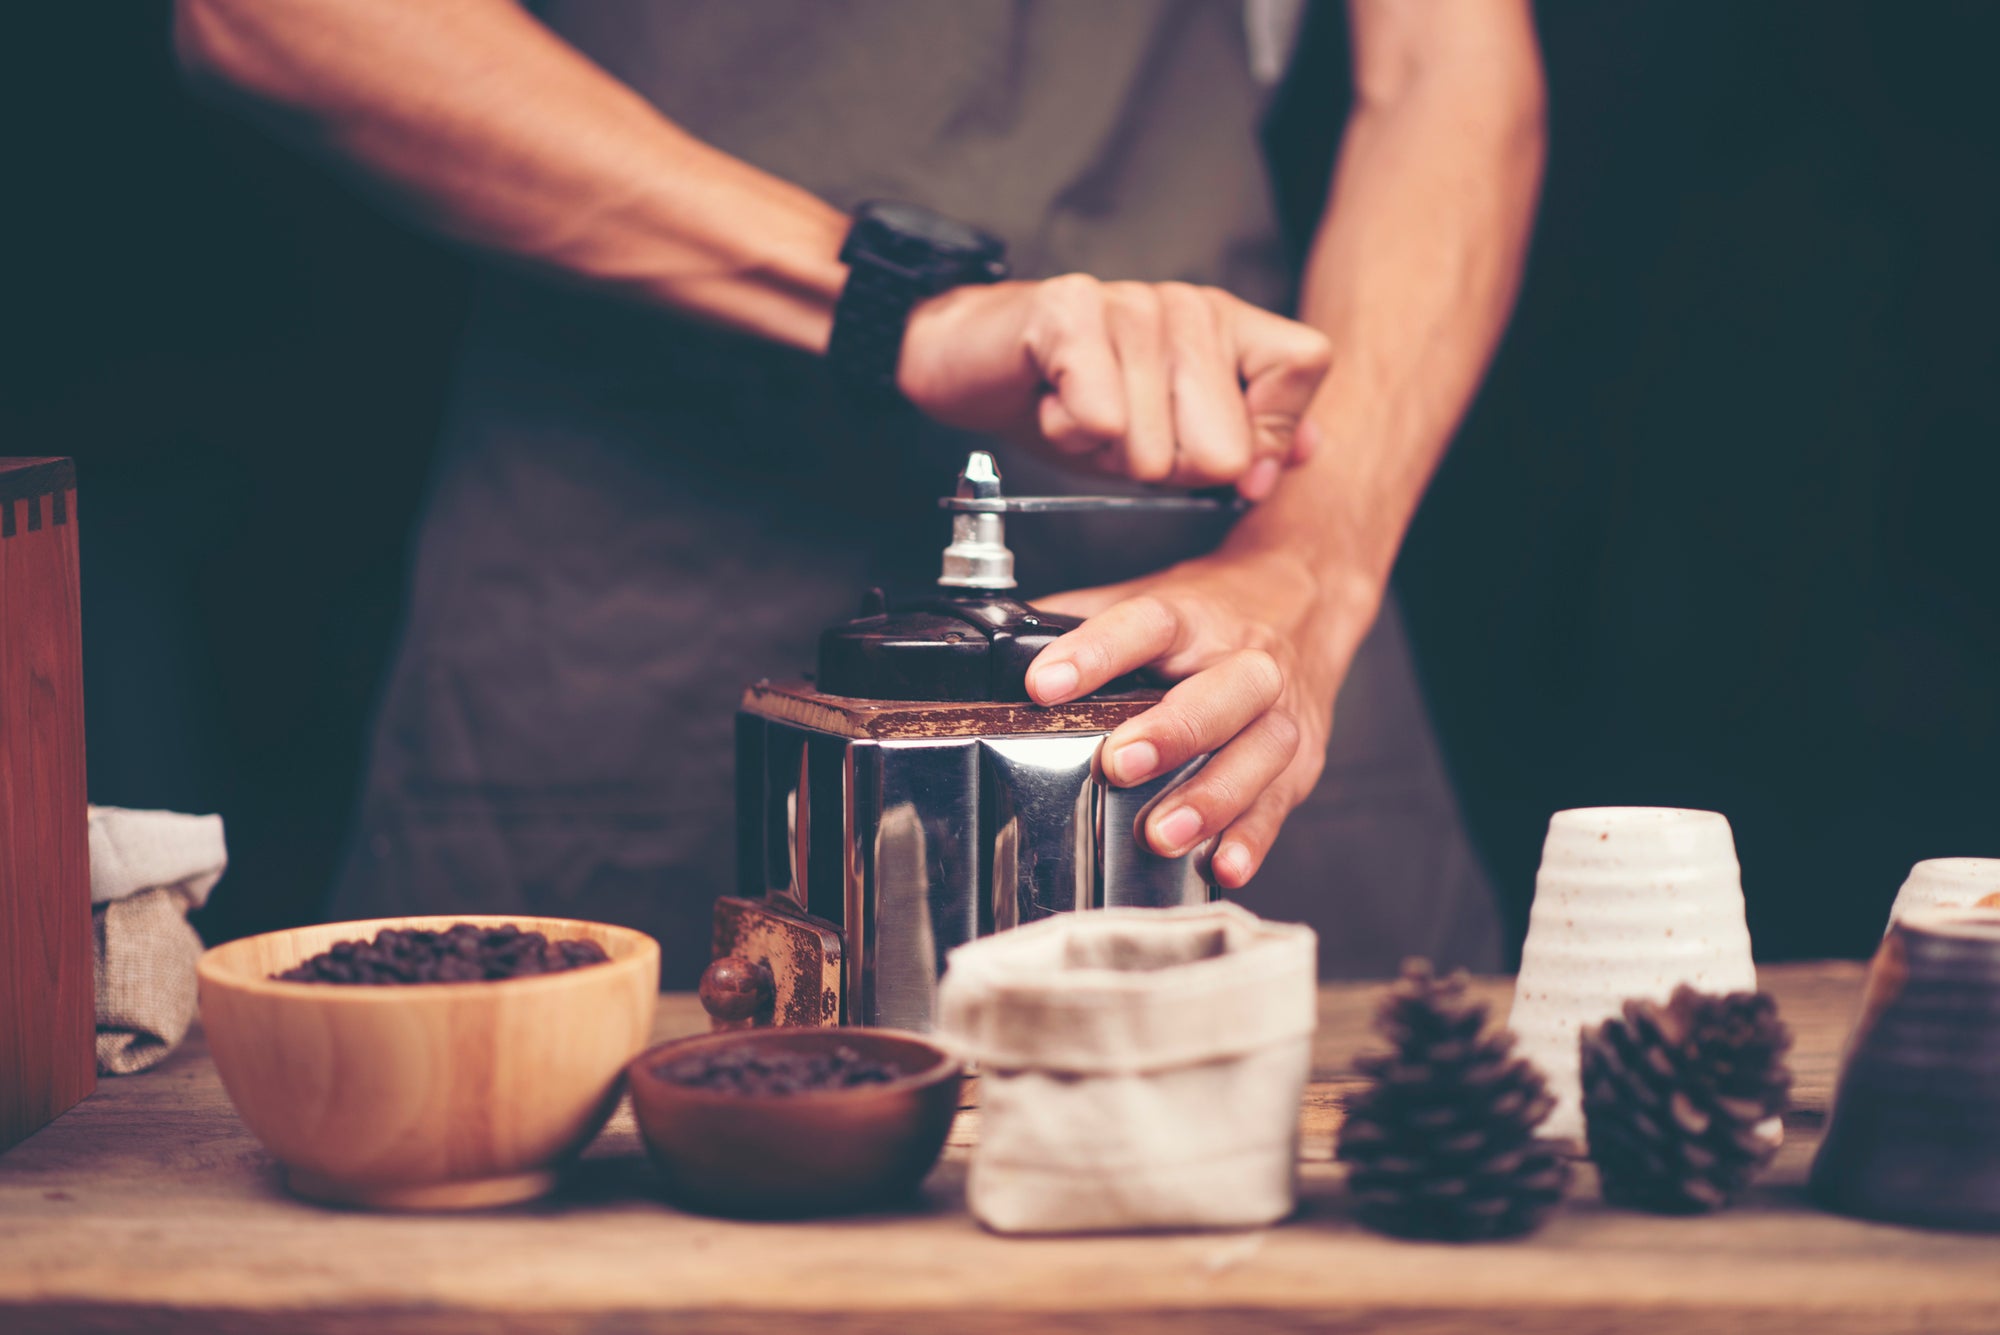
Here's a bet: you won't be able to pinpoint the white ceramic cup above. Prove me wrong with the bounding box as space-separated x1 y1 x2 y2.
1508 807 1758 1142
1884 859 2000 934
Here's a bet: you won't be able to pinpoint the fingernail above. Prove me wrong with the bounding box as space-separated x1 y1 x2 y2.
1032 660 1079 703
1150 805 1203 854
1240 457 1281 501
1108 740 1158 784
1213 841 1252 886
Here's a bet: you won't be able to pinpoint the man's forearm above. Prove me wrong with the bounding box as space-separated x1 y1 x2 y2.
176 0 1334 495
176 0 849 351
1229 0 1546 637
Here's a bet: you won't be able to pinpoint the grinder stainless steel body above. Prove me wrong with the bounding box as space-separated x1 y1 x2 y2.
704 453 1222 1032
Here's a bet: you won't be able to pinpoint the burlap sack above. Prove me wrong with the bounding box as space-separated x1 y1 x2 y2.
88 807 226 1075
936 902 1317 1234
94 884 207 1074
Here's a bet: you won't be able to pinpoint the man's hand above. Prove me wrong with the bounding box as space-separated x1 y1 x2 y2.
1024 548 1367 890
1014 0 1545 885
899 278 1332 501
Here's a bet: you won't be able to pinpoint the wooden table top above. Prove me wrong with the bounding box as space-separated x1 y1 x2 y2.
4 961 1997 1334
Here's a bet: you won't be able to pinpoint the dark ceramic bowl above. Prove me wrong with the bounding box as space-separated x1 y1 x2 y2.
626 1027 963 1218
1811 909 2000 1230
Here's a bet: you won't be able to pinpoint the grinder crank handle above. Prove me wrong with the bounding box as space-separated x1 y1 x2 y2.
939 488 1248 515
937 452 1244 591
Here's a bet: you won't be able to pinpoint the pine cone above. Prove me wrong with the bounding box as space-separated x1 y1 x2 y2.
1337 959 1571 1240
1581 986 1793 1213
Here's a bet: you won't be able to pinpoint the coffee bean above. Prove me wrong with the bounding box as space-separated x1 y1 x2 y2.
274 924 612 984
655 1044 903 1096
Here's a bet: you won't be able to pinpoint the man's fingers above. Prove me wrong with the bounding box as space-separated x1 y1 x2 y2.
1289 413 1323 467
1139 708 1304 858
1012 276 1330 492
1105 283 1175 483
1037 396 1111 460
1099 649 1283 785
1159 282 1255 488
1022 554 1332 882
1232 298 1333 469
1207 784 1299 890
1026 275 1126 454
1026 594 1185 704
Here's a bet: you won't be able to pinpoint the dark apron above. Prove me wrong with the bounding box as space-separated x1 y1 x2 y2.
331 0 1502 983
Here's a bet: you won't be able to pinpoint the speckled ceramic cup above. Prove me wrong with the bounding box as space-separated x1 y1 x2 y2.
1811 909 2000 1230
1508 807 1758 1142
1884 859 2000 934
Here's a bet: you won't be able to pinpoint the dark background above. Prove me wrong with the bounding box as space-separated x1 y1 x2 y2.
7 2 1997 963
8 4 470 945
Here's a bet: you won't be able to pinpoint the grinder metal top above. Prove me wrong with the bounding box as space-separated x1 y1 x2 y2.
814 452 1238 704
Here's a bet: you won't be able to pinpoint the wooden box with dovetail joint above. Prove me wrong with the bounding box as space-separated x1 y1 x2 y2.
0 458 92 1152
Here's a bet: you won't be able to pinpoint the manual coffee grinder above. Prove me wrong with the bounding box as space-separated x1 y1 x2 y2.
702 451 1225 1032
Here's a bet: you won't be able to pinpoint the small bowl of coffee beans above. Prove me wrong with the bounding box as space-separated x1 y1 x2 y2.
626 1027 963 1218
197 915 659 1211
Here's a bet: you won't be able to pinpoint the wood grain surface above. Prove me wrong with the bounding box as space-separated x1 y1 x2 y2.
6 962 1997 1334
0 458 91 1152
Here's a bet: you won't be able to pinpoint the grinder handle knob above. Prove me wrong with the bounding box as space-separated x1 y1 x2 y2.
699 955 775 1030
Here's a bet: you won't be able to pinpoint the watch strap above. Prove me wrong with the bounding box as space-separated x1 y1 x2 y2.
827 256 917 400
827 204 1007 402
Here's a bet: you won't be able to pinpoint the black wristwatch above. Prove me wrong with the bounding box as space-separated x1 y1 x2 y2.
827 201 1009 400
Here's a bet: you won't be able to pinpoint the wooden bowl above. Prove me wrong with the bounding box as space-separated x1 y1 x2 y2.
626 1028 963 1217
197 915 659 1211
